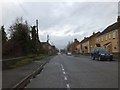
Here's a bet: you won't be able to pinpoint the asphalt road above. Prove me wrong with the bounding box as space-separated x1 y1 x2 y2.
26 54 118 88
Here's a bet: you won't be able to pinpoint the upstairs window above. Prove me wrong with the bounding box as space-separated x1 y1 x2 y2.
113 31 116 39
101 37 103 42
109 34 111 39
105 35 107 40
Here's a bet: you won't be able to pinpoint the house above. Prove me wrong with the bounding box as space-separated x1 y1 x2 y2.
41 41 58 55
117 16 120 58
68 39 80 54
80 37 89 54
41 41 52 54
76 43 81 54
51 45 59 54
80 32 101 54
96 17 120 57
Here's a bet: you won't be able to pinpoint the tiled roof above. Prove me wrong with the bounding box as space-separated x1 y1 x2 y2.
97 22 118 37
80 32 100 43
80 37 89 43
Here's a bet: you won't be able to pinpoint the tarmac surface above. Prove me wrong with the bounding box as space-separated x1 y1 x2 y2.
26 54 118 88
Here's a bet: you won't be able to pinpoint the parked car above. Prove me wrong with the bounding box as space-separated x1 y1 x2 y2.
91 47 113 61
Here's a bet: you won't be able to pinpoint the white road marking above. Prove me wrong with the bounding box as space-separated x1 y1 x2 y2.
61 64 70 88
61 64 64 69
63 71 66 74
30 79 33 81
37 74 40 77
64 76 67 80
66 84 70 88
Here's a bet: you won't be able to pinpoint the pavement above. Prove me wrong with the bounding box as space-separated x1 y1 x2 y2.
26 54 118 88
2 56 53 88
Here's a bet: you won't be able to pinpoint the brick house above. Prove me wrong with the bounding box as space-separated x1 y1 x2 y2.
80 32 100 54
68 39 80 54
96 17 120 57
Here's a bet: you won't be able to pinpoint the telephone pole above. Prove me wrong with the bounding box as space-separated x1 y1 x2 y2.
35 19 40 53
47 34 49 43
36 19 39 42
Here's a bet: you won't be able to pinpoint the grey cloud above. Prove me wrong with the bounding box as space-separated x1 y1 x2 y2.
2 2 118 49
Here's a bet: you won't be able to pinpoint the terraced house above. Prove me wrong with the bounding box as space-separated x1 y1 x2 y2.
68 39 80 54
80 32 100 54
96 16 120 57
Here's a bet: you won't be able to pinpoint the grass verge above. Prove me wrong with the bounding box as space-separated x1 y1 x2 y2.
3 54 48 69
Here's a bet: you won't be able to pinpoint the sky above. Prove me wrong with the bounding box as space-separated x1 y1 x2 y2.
0 0 119 49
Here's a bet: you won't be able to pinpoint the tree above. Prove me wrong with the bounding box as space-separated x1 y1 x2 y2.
66 41 72 52
30 26 37 53
1 26 8 59
1 25 7 44
8 17 31 56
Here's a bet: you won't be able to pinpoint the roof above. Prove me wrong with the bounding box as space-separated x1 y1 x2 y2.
80 32 100 43
97 22 118 37
80 37 89 43
41 42 51 46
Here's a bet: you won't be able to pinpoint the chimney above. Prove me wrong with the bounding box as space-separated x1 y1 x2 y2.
117 16 120 26
74 38 77 42
93 32 95 35
36 19 38 35
47 34 49 43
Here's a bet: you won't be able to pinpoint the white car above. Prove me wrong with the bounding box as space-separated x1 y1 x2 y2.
67 52 71 55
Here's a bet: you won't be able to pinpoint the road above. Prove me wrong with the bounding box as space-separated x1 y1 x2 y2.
26 54 118 88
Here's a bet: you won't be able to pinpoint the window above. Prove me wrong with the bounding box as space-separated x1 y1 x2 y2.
114 47 117 49
96 38 98 42
113 32 116 39
98 38 100 42
105 35 107 40
101 37 103 42
109 34 111 39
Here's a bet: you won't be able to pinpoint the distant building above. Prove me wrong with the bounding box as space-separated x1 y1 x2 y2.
96 17 120 57
41 41 58 55
68 39 80 54
76 43 81 54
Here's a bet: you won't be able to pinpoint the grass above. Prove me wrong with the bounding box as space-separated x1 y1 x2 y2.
8 58 33 68
33 54 47 61
5 54 48 69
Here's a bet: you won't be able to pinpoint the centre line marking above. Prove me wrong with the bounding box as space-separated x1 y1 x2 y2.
64 76 67 80
61 64 64 69
66 84 70 88
30 79 33 82
63 71 66 74
62 68 64 71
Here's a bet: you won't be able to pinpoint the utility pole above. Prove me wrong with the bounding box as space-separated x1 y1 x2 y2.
47 34 49 43
36 19 39 42
35 19 40 53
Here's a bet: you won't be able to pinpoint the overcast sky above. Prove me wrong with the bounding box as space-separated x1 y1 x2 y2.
0 0 119 49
